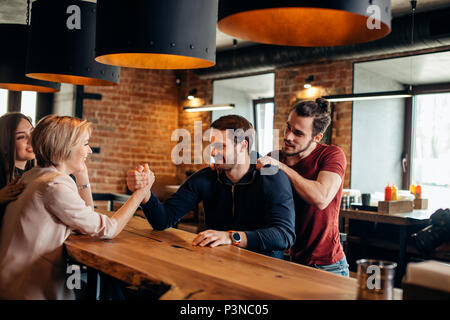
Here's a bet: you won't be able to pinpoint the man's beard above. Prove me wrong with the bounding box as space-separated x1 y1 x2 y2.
214 163 234 171
283 139 314 157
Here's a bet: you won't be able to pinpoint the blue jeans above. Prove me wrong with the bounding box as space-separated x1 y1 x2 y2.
311 256 350 277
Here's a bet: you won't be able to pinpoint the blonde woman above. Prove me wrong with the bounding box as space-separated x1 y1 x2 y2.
0 115 153 300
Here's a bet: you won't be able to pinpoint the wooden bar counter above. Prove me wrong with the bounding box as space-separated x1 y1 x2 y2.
65 210 363 300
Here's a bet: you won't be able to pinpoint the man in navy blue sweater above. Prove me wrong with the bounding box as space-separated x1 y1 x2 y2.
127 115 295 259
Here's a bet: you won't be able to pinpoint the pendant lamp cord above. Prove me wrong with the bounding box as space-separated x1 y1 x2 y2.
411 0 416 46
409 0 417 92
26 0 31 25
232 39 237 68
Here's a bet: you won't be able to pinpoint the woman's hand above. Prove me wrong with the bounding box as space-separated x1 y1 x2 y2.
132 164 155 204
0 177 24 203
72 162 90 185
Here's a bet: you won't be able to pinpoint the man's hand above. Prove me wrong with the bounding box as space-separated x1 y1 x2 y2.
127 164 153 191
0 177 24 203
192 229 232 248
256 155 281 170
127 163 155 203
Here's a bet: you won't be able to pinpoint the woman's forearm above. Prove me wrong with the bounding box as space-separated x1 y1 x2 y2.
73 171 94 208
77 184 94 208
110 190 146 238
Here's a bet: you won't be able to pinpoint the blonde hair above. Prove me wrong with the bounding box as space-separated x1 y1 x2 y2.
31 115 92 167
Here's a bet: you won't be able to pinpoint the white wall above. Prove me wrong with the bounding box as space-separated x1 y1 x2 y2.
212 85 254 125
351 66 406 193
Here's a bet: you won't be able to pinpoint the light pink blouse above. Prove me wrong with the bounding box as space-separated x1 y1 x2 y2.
0 166 117 300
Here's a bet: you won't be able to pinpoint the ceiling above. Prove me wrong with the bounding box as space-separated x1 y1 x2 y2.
215 73 275 99
1 0 450 51
357 51 450 86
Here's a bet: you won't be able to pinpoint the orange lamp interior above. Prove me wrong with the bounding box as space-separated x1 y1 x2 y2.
95 53 215 69
26 73 117 86
218 8 391 47
0 83 59 93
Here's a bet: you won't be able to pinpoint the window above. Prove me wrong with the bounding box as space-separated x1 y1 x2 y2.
412 93 450 211
0 89 7 116
351 51 450 211
212 73 275 153
21 91 37 125
351 61 406 194
0 90 37 123
254 99 274 156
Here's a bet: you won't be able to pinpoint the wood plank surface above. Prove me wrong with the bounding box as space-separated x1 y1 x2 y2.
340 208 432 226
65 210 364 300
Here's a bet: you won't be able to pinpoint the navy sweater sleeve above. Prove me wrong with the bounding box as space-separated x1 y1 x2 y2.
245 171 296 252
141 173 201 230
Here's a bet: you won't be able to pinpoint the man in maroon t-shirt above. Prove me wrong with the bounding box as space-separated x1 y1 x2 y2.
257 98 349 277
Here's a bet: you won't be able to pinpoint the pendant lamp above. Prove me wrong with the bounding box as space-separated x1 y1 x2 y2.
95 0 218 69
218 0 391 47
26 0 120 86
0 24 60 92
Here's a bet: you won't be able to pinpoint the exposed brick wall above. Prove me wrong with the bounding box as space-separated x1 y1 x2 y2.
176 71 212 183
81 45 450 193
83 67 180 193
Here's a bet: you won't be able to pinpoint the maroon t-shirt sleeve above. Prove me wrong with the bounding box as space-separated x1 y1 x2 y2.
318 146 346 179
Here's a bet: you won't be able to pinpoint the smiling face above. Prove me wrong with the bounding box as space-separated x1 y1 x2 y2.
15 118 35 164
63 131 92 174
210 129 247 171
283 111 322 157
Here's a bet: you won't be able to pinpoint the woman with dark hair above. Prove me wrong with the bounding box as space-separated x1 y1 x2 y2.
0 112 35 222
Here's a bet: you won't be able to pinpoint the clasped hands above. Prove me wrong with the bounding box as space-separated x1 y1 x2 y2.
126 163 155 203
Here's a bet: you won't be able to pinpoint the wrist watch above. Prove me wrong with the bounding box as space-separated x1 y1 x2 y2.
228 230 241 246
77 183 90 190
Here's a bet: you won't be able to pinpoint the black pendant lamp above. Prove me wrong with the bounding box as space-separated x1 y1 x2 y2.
95 0 218 69
26 0 120 86
218 0 391 47
0 24 60 93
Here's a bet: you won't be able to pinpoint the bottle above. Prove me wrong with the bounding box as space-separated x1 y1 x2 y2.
391 184 397 200
415 183 422 199
409 183 416 195
385 184 392 201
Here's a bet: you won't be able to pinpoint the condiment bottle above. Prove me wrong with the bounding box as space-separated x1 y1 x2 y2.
409 183 416 195
415 183 422 199
392 184 397 200
385 184 392 201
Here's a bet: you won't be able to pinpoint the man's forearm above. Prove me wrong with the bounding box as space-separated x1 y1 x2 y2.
278 162 328 208
141 190 151 204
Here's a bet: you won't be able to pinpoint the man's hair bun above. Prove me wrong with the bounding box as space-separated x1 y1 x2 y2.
315 98 330 113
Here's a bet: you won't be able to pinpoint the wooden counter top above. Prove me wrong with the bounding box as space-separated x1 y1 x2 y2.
340 208 433 226
65 210 366 300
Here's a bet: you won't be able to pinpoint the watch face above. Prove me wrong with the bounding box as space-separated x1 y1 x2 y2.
232 232 241 242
